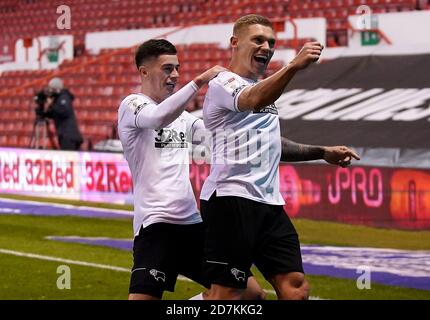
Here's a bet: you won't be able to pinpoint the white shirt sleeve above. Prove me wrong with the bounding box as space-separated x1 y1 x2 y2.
120 81 199 130
183 111 208 145
208 72 249 112
182 111 211 162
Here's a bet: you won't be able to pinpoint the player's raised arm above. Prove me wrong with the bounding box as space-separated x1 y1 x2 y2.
134 65 225 130
237 42 323 112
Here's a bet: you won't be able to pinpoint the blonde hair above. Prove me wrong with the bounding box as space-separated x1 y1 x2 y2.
233 14 273 36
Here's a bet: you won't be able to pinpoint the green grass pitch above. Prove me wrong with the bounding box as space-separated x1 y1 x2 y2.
0 194 429 300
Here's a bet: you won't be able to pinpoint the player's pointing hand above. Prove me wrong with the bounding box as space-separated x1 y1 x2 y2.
323 146 360 167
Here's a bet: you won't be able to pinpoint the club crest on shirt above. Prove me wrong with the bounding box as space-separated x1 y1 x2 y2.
154 128 188 148
254 103 278 115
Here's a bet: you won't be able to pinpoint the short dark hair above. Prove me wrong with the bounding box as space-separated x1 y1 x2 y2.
233 14 273 36
135 39 177 69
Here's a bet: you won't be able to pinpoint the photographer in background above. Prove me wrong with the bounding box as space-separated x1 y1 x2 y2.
30 87 57 149
44 77 83 151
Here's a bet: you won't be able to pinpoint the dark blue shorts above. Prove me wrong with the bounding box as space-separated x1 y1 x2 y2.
129 222 209 298
200 193 304 289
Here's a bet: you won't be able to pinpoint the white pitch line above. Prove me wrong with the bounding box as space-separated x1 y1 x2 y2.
0 248 130 272
0 197 133 216
0 248 323 299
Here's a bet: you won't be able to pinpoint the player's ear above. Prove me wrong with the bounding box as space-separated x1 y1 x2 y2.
139 65 148 78
230 36 238 48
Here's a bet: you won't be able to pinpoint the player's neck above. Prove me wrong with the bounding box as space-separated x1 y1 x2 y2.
140 85 162 104
229 62 258 81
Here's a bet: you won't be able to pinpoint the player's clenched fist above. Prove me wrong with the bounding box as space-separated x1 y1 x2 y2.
288 42 324 71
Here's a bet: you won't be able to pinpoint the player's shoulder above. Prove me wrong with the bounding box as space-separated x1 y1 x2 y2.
119 93 152 113
181 110 191 118
209 70 245 87
208 71 249 100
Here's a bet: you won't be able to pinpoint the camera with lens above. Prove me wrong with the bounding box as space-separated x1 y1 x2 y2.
34 90 48 106
34 89 49 120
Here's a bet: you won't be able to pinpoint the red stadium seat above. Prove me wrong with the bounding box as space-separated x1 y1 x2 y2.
0 0 422 149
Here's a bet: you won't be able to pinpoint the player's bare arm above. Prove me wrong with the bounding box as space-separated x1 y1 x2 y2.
280 137 360 167
237 42 324 112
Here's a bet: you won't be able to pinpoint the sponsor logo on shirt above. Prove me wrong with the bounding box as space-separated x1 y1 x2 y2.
222 76 247 98
232 84 247 98
134 103 148 115
223 77 236 86
154 128 188 148
126 97 148 115
254 103 278 115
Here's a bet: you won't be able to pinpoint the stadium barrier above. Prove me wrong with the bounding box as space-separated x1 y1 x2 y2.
0 147 429 230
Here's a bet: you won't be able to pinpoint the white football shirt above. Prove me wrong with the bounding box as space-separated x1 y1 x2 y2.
118 90 202 236
200 71 285 205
